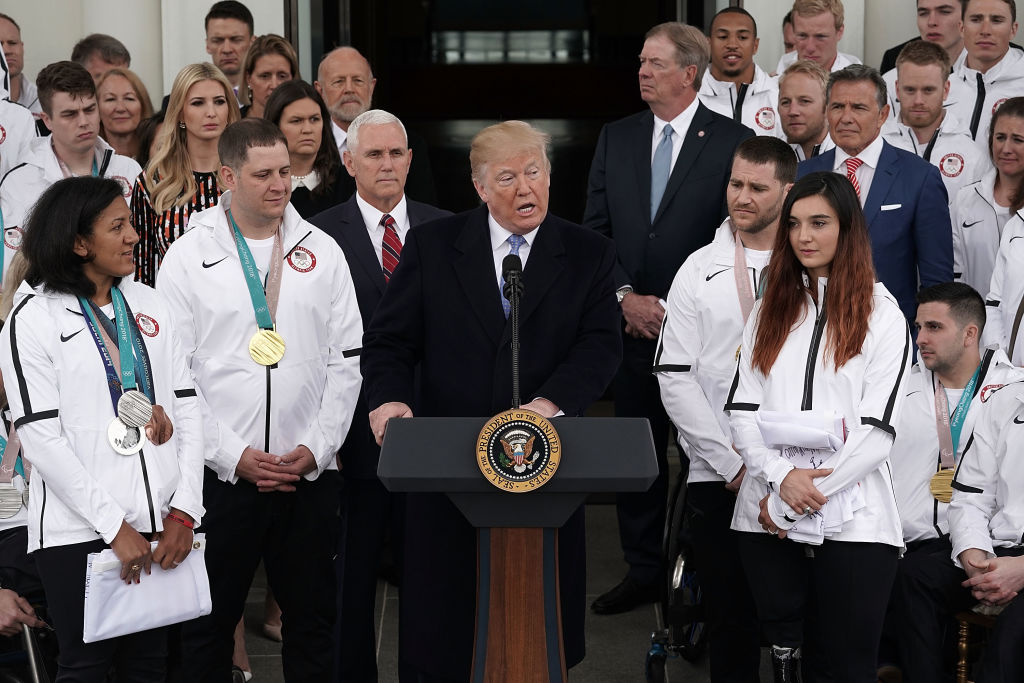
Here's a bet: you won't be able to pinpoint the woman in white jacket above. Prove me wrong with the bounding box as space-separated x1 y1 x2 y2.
727 171 912 682
0 177 204 682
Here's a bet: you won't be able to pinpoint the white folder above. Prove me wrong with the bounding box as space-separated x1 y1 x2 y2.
82 533 211 643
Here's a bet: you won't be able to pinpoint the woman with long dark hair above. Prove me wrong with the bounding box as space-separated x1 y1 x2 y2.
0 176 204 681
727 171 912 682
264 79 347 217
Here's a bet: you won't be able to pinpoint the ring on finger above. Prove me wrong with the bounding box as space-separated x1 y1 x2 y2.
803 506 812 515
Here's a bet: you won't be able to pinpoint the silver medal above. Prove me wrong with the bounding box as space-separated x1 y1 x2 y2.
116 390 153 429
21 486 28 508
0 483 23 519
107 418 145 455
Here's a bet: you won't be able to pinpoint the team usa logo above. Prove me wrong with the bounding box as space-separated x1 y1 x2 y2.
755 107 776 131
476 409 561 492
287 246 316 273
0 125 6 146
939 153 965 178
994 98 1009 115
112 175 132 197
135 313 160 337
981 383 1006 403
3 227 24 251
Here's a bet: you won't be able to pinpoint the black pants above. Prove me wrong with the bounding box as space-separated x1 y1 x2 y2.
685 483 761 682
976 546 1024 683
0 526 44 604
886 535 972 682
180 469 340 683
737 532 898 683
34 539 167 683
613 335 670 585
334 476 404 682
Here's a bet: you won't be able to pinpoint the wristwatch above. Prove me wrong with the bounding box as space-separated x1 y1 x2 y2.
615 285 633 304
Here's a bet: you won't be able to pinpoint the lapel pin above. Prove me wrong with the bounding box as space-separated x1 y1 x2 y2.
698 130 705 137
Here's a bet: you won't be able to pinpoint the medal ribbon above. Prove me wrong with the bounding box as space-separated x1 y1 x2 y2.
733 231 756 324
78 287 155 417
226 208 284 332
934 362 983 467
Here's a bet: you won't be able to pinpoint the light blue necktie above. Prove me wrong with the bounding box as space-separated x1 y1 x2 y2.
650 124 673 222
500 234 526 318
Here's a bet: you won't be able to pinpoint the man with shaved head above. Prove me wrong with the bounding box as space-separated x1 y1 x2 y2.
315 46 437 203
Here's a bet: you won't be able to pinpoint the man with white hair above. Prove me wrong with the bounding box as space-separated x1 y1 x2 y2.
309 109 449 682
315 46 436 204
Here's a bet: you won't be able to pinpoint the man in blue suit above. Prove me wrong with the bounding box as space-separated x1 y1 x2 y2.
798 64 953 323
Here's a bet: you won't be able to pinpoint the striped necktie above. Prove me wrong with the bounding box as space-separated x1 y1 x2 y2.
381 213 402 282
500 234 526 319
845 157 864 199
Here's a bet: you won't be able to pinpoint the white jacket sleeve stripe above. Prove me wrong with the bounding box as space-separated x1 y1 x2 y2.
7 295 37 413
14 409 58 428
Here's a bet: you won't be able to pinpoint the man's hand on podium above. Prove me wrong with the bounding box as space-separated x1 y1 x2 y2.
370 402 414 445
520 397 560 418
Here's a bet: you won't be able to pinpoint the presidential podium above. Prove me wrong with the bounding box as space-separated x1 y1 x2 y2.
378 416 658 683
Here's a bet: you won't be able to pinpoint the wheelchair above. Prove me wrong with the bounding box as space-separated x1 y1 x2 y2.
644 462 708 683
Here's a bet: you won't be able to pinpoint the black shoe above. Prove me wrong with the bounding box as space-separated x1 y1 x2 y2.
590 576 660 615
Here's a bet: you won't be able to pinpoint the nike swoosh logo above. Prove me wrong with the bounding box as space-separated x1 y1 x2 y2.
962 220 982 228
202 257 228 268
1015 416 1024 424
705 268 729 281
60 329 84 342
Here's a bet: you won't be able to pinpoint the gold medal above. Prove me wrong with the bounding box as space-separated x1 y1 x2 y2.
249 329 285 366
929 468 955 503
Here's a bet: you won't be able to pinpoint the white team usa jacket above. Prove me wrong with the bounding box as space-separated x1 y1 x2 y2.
0 279 205 552
698 65 782 137
981 212 1024 365
156 192 362 484
0 136 140 284
946 48 1024 151
655 221 770 484
949 379 1024 565
882 111 992 204
892 347 1022 544
727 279 913 547
953 169 1009 296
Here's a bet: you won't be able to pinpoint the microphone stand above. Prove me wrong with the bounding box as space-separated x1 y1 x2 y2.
502 258 524 409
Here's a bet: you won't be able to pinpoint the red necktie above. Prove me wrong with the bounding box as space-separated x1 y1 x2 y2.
845 157 864 199
381 214 402 282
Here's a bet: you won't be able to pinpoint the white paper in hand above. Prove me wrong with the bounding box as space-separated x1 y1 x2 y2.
82 534 211 643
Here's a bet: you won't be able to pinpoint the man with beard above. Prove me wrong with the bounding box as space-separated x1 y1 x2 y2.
778 59 834 161
315 46 437 203
656 135 795 682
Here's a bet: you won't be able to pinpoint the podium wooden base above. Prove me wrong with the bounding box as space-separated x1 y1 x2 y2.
472 527 566 683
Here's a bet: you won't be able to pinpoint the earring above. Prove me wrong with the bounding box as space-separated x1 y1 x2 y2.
247 86 253 102
178 121 186 129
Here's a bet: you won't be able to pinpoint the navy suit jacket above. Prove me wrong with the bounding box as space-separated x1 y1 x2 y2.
309 195 450 478
582 102 754 299
798 141 953 322
360 205 621 678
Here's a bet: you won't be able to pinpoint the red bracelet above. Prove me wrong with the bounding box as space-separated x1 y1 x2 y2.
166 513 194 530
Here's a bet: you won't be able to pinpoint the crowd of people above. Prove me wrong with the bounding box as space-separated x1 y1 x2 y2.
0 0 1021 681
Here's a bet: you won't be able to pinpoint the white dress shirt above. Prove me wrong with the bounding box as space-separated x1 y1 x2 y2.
652 96 700 171
332 119 349 157
356 192 410 270
833 135 886 207
488 213 537 285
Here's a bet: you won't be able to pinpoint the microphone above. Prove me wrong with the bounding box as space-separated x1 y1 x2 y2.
502 253 524 408
502 254 523 300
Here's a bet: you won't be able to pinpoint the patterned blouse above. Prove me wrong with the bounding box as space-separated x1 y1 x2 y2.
130 170 221 285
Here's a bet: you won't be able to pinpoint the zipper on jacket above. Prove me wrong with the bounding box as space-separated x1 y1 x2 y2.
801 292 827 411
264 366 272 452
38 482 46 547
138 450 156 533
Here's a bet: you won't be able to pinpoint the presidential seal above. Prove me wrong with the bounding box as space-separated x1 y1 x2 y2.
476 409 561 492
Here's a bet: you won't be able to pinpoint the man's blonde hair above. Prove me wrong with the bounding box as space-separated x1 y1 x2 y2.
470 121 551 183
792 0 845 30
644 22 710 90
779 58 830 95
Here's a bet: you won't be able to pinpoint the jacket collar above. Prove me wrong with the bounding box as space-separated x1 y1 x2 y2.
190 190 307 255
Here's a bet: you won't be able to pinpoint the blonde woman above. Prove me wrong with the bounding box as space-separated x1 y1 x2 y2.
130 63 240 285
97 68 155 160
